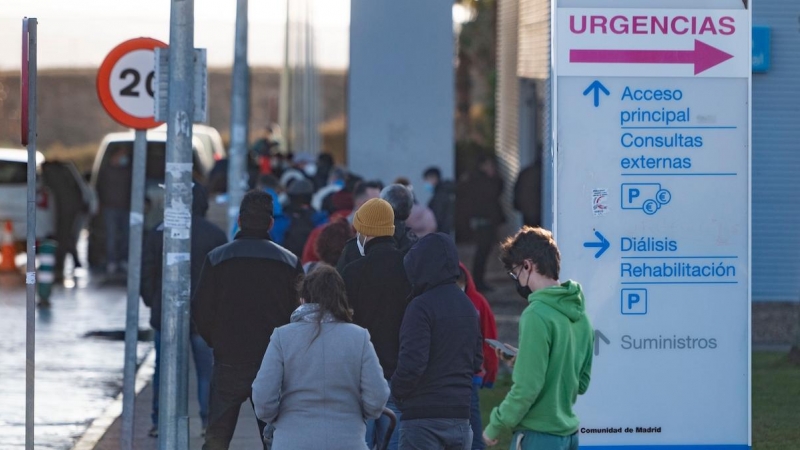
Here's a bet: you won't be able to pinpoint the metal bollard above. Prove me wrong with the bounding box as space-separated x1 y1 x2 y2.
36 238 57 307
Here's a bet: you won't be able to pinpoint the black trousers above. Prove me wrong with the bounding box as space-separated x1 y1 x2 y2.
472 223 497 287
203 362 266 450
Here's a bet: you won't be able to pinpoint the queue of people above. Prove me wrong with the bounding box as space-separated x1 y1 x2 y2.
137 149 593 450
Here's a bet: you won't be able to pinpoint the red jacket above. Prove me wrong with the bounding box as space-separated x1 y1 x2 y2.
301 210 351 264
459 262 499 386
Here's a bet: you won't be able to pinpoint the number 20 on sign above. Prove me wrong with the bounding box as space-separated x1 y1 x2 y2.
97 38 167 130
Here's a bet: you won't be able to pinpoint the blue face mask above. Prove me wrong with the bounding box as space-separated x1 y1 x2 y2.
423 182 435 194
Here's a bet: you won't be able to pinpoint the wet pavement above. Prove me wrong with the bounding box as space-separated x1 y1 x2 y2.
0 271 151 449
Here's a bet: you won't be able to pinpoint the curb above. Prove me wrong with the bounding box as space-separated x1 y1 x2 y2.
71 349 156 450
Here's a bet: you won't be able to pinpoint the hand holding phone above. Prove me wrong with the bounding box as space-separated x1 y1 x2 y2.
485 339 518 360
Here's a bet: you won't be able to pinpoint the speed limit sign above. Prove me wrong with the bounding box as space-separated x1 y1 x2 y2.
97 37 167 129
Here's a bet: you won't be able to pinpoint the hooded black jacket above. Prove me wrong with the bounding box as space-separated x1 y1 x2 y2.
141 184 228 332
342 236 412 380
391 233 483 421
191 228 303 364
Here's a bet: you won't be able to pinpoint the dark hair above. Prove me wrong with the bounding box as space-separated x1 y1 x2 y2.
423 167 441 180
300 265 354 342
342 172 362 192
239 190 274 231
353 180 384 201
316 219 354 265
394 177 411 187
500 226 561 280
380 184 414 221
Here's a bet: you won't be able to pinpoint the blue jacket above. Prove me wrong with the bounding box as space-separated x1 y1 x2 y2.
391 233 483 421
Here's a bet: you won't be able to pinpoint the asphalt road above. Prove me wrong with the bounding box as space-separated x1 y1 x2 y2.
0 270 151 449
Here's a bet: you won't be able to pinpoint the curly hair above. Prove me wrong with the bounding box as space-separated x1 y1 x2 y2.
499 226 561 280
315 218 354 266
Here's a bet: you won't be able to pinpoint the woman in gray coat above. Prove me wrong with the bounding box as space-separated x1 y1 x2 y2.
252 265 390 449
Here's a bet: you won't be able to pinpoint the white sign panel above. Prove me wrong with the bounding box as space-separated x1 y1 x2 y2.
554 4 751 450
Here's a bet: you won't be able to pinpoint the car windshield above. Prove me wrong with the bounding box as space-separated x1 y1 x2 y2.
0 160 28 184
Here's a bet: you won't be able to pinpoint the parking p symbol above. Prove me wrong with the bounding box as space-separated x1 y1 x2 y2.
621 289 648 315
628 293 640 310
628 188 640 205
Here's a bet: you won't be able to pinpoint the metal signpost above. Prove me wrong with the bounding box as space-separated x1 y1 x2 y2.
553 2 751 448
96 37 167 450
160 0 199 447
228 0 250 238
21 17 37 450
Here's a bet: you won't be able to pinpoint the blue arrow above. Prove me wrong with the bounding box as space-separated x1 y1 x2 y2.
582 80 610 107
583 231 610 259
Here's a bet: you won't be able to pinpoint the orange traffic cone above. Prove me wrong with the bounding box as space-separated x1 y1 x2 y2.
0 220 17 272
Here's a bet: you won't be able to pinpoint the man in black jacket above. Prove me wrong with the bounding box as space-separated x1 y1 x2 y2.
342 198 412 450
423 167 456 235
192 190 303 450
337 184 418 273
461 156 506 292
392 233 483 450
141 183 228 437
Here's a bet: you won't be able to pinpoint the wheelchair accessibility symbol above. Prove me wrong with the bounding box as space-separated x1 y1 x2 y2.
621 183 671 215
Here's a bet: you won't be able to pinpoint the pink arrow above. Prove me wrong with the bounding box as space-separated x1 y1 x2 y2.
570 39 734 75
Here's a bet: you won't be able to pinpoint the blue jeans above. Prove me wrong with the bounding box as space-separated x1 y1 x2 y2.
366 397 401 450
152 332 214 427
103 208 129 266
469 383 485 450
399 418 472 450
510 430 579 450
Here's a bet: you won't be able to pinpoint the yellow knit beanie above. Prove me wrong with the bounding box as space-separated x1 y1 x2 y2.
353 198 395 237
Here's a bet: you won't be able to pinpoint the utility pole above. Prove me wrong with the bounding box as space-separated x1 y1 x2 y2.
228 0 249 236
279 0 291 153
120 129 146 450
22 17 38 450
159 0 194 448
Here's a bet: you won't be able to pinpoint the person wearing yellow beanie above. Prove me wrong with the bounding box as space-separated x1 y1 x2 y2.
342 197 412 448
353 198 395 254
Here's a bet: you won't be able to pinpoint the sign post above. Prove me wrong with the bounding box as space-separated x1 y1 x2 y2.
22 17 37 450
97 37 166 450
553 3 751 448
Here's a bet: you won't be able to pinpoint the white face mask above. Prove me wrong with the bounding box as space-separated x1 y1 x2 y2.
356 233 366 257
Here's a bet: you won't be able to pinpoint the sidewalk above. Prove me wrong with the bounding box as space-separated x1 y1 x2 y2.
89 355 263 450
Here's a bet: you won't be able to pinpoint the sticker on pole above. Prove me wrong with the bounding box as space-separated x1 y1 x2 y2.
97 38 167 130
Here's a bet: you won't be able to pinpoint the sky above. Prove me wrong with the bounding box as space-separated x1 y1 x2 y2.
0 0 350 71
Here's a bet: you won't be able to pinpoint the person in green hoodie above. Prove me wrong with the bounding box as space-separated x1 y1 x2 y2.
483 226 594 449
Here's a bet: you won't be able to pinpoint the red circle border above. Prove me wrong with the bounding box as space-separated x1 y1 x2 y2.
96 37 167 130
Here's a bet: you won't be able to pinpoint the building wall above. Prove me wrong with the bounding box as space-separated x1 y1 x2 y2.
752 2 800 303
347 0 454 196
495 0 521 212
